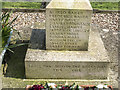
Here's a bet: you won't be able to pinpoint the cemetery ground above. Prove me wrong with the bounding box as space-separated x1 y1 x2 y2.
1 11 119 88
2 2 119 10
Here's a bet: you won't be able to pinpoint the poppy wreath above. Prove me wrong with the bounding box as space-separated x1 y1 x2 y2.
26 83 113 90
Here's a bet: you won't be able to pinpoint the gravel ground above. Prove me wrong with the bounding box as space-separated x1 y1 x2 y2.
3 11 119 88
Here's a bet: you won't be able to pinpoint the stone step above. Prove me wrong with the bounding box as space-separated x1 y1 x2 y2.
25 26 110 79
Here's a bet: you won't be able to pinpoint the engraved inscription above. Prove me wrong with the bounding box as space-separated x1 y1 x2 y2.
39 62 108 79
46 9 92 50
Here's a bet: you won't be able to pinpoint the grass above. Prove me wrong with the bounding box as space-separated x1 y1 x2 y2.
2 2 119 10
90 2 119 10
2 2 42 9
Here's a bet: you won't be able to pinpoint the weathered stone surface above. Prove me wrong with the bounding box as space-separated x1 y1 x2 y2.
47 0 92 10
26 61 109 79
46 0 92 50
25 26 110 79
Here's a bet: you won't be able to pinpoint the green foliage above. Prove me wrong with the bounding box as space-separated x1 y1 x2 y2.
1 10 25 52
2 11 17 49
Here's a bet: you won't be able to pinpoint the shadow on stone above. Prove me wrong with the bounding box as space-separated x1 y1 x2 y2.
4 41 28 79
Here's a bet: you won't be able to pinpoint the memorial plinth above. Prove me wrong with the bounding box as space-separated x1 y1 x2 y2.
25 26 110 79
46 0 92 51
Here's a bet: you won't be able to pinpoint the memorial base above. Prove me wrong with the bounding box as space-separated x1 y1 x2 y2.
25 25 117 87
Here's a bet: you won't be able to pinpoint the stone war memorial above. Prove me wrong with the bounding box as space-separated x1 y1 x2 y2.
25 0 118 88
